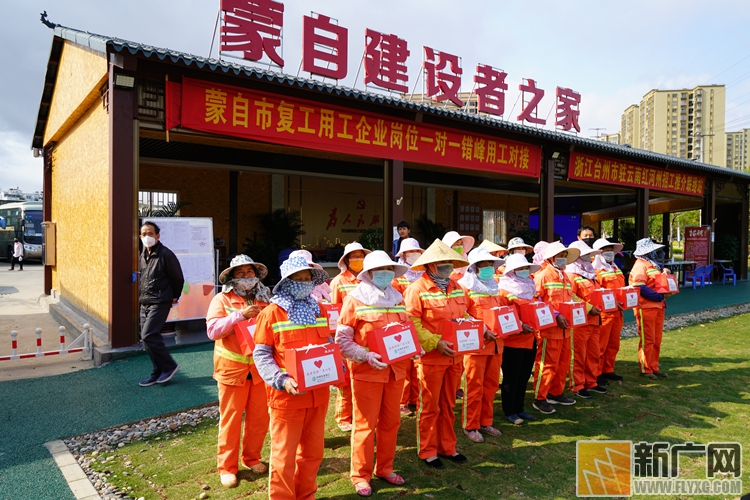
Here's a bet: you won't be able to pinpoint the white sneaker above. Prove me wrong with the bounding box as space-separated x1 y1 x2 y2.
220 473 238 488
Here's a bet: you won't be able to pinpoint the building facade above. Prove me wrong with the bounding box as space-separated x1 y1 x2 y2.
726 128 749 171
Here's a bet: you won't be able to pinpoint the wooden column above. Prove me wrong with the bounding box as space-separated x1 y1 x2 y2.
383 159 403 252
229 171 239 255
740 183 749 280
539 152 555 242
108 62 138 349
701 178 716 264
613 219 620 242
42 145 53 295
635 188 650 240
662 212 671 259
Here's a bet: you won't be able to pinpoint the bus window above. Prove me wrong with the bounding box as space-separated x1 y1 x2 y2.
24 211 43 245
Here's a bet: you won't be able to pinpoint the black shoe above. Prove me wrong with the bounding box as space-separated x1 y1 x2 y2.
654 371 668 378
601 372 624 381
139 375 159 387
438 453 467 464
518 411 537 421
532 400 556 414
547 394 576 405
455 389 464 400
506 414 524 425
423 457 444 469
596 376 610 387
156 365 180 384
590 385 608 394
574 389 591 399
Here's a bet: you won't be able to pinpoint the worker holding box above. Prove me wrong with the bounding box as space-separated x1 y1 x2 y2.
628 238 673 380
206 255 272 488
531 241 581 415
335 250 417 497
404 239 470 470
592 238 626 384
457 247 508 443
252 256 332 500
566 241 606 400
330 242 372 432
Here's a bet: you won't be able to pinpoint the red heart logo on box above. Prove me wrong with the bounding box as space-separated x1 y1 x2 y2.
314 360 323 369
394 334 402 342
464 331 471 338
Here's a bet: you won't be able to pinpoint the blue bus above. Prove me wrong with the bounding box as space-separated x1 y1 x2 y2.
0 202 43 261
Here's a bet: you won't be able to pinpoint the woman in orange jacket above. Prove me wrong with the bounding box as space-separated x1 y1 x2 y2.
252 256 332 500
592 238 626 383
336 251 417 496
404 239 470 469
206 255 272 488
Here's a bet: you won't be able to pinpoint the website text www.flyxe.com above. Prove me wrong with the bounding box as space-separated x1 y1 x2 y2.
633 479 742 496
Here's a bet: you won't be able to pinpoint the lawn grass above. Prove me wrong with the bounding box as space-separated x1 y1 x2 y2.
87 313 750 499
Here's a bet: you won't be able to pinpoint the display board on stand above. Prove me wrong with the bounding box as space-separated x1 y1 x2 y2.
143 217 215 322
684 225 710 267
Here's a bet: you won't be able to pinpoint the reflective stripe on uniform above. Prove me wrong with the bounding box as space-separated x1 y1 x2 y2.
534 338 547 399
354 305 407 316
419 290 464 301
271 318 328 333
215 345 253 365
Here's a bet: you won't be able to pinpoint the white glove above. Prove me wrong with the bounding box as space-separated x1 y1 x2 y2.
366 352 387 370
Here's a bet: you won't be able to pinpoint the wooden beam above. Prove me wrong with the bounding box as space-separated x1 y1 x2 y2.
740 184 749 280
383 160 404 253
539 152 555 242
635 188 649 239
229 171 239 256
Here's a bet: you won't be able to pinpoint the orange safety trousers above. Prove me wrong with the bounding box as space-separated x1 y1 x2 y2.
217 380 269 475
416 361 462 459
571 325 600 392
350 372 402 484
635 307 664 374
599 313 623 375
461 353 502 430
533 336 572 400
400 359 419 406
268 403 328 500
334 369 353 425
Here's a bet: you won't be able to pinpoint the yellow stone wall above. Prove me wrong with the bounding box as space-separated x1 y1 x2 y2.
50 102 110 323
44 41 108 145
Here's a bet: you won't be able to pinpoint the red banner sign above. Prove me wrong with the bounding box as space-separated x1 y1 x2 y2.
684 226 710 267
167 77 542 178
569 152 705 197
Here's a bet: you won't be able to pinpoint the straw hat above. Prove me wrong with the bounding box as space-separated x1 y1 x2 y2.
442 231 475 252
568 240 601 258
593 238 623 254
219 254 268 284
289 249 323 270
396 238 425 257
504 253 541 275
542 241 580 264
634 237 664 256
466 247 504 272
273 255 328 293
478 239 507 254
410 239 470 271
337 242 372 271
357 250 409 280
507 237 534 254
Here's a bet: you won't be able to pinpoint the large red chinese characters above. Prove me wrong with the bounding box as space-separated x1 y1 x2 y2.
474 64 508 115
424 47 463 107
556 87 581 132
302 13 348 80
517 79 545 125
364 30 410 93
220 0 285 67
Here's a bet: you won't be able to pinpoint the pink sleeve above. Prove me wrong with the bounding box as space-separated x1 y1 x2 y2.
207 311 245 341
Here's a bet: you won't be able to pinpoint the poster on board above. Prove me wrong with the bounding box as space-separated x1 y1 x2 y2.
683 226 710 267
142 217 215 322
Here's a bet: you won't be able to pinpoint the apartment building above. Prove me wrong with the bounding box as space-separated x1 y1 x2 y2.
726 128 750 171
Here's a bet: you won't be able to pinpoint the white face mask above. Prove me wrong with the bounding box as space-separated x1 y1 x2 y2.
513 249 526 255
602 251 615 263
141 235 156 248
554 257 568 269
404 253 420 266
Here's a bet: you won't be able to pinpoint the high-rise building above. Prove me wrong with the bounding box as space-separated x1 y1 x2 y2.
620 85 725 166
599 132 620 144
726 128 750 171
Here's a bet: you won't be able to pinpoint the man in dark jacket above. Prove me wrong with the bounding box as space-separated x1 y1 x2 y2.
138 221 184 387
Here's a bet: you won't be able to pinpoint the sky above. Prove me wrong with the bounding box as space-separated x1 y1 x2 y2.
2 0 750 192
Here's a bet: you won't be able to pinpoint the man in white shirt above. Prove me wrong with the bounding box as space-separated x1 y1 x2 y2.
8 237 23 271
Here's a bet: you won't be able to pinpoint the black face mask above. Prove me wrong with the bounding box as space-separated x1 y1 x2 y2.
582 237 596 248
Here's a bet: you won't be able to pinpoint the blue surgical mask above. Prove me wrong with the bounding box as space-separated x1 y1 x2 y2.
515 269 530 279
477 266 495 280
555 257 568 269
371 270 395 289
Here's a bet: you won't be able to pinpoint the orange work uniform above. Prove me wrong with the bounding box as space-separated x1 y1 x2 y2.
533 265 575 401
253 304 332 500
206 292 270 476
338 295 409 485
404 275 468 459
595 266 625 375
392 275 421 408
329 270 358 427
628 260 666 375
493 265 506 282
567 272 601 392
461 287 508 430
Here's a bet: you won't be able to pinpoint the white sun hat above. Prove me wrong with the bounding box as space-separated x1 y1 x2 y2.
219 254 268 284
273 255 329 293
542 241 580 264
568 240 601 258
507 237 534 254
634 237 665 256
442 231 475 252
337 242 372 272
357 250 409 280
289 249 323 270
466 247 504 272
503 253 541 275
593 238 624 254
395 238 425 257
